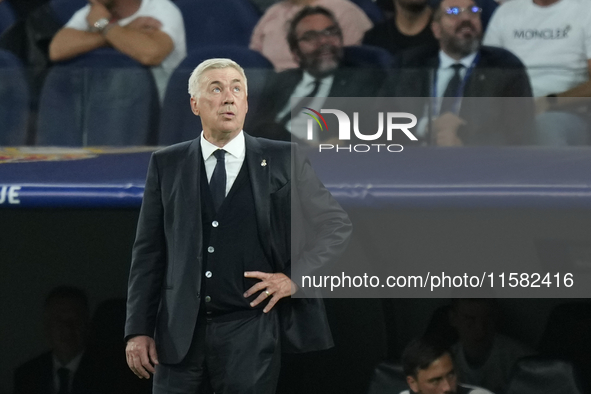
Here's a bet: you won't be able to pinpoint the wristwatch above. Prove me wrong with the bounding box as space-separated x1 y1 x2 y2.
91 17 110 33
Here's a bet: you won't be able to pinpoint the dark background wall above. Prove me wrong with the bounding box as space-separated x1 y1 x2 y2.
1 208 590 394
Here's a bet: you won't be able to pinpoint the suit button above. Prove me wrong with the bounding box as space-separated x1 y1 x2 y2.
196 292 200 297
205 271 212 278
207 246 214 253
212 221 219 227
205 296 211 303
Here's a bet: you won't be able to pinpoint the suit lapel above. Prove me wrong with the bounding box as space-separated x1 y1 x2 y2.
328 69 349 97
244 134 272 260
181 138 203 242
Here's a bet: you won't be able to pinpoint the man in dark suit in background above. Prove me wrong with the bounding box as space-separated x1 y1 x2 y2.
392 0 534 146
14 286 98 394
247 6 385 143
124 58 352 394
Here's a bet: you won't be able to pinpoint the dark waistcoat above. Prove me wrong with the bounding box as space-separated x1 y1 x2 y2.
199 157 273 316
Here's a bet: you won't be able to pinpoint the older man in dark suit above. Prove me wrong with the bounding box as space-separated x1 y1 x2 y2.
124 58 352 394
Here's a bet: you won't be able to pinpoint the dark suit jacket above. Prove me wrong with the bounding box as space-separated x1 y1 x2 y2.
392 45 535 145
14 351 99 394
246 65 386 141
125 133 352 364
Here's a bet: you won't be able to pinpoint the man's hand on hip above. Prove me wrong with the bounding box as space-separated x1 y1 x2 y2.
125 335 159 379
244 272 296 313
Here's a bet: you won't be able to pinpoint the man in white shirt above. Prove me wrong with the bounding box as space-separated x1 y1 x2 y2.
483 0 591 145
401 337 494 394
49 0 186 99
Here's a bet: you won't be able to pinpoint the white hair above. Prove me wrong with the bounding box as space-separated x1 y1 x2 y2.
187 58 248 98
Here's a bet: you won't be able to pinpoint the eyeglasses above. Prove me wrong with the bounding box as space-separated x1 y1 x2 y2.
297 26 341 43
444 6 482 16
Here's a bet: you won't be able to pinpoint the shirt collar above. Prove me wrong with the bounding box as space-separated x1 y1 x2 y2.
52 351 84 374
439 50 478 70
200 130 245 160
302 71 333 86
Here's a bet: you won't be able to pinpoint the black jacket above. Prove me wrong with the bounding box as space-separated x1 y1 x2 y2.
125 134 352 363
391 45 535 145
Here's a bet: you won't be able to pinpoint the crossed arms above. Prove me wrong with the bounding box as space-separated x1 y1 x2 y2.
49 0 173 66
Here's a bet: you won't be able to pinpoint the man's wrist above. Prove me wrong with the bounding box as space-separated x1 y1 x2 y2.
89 17 111 33
101 21 117 36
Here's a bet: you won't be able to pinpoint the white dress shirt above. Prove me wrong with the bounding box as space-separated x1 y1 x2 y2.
434 50 478 110
52 352 84 393
275 71 334 141
200 130 246 197
416 50 479 138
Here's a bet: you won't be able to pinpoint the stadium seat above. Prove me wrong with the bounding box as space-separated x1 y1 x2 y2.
0 1 16 36
537 301 591 391
505 357 585 394
366 361 409 394
158 46 273 145
36 48 160 146
175 0 260 51
350 0 385 24
49 0 87 25
0 49 29 146
343 45 396 68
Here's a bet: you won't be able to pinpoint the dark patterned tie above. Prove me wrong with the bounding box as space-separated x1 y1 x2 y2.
279 79 322 127
439 63 465 115
57 367 70 394
210 149 226 211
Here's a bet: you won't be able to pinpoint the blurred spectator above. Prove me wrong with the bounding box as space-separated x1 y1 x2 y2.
363 0 438 56
401 337 493 394
249 0 372 71
49 0 186 99
483 0 591 145
248 6 384 143
14 286 99 394
449 299 532 394
393 0 533 146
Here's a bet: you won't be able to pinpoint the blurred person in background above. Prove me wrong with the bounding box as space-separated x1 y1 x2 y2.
250 0 372 71
364 0 439 57
402 337 493 394
449 299 532 394
392 0 533 146
14 286 99 394
249 6 384 143
483 0 591 145
49 0 186 99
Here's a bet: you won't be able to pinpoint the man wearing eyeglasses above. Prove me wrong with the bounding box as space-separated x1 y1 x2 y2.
247 6 385 143
483 0 591 146
393 0 534 146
